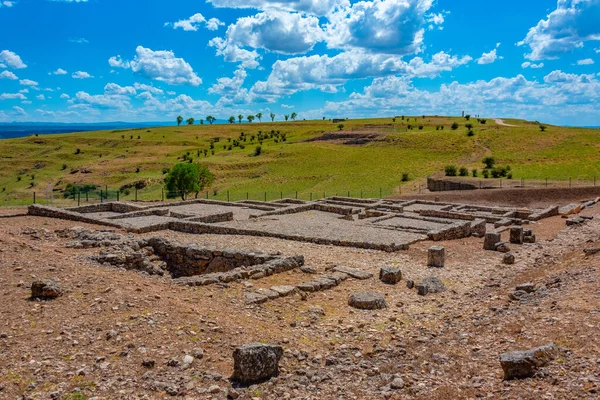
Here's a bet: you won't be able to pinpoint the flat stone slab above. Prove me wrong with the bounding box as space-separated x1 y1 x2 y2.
348 291 387 310
270 285 297 297
333 266 373 280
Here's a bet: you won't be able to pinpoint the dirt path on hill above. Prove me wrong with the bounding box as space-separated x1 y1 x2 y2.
495 119 517 127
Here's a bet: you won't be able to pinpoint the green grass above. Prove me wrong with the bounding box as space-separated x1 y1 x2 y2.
1 116 599 205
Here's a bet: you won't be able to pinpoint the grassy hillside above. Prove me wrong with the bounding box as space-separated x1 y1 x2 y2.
1 116 599 205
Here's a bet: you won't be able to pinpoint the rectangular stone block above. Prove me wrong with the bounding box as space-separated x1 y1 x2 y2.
484 232 501 250
509 226 524 244
427 246 446 268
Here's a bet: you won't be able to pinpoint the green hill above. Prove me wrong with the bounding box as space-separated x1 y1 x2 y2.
1 116 599 205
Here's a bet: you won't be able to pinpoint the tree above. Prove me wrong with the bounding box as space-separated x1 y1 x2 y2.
540 125 547 132
290 112 297 121
247 115 255 123
337 124 344 131
482 156 496 169
284 114 289 121
270 112 275 122
465 114 471 120
187 118 195 125
164 163 215 200
256 112 262 122
206 116 216 125
228 116 235 124
200 119 204 125
451 122 459 130
238 114 243 124
176 115 183 126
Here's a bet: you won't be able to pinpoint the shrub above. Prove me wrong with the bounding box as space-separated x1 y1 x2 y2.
467 130 475 137
161 167 170 175
482 169 489 179
482 156 495 169
465 123 473 130
490 168 502 178
418 125 423 130
451 122 459 130
254 146 262 156
465 114 471 120
459 167 468 176
74 148 81 155
435 126 439 130
135 167 140 173
165 163 215 200
337 124 344 131
61 163 67 170
472 169 478 177
445 165 457 176
507 172 513 179
401 173 409 182
479 119 487 124
440 125 444 130
540 125 547 132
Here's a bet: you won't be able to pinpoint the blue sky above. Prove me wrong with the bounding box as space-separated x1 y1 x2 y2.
0 0 599 125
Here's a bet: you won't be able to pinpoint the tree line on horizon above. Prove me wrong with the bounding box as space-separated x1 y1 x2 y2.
176 112 298 126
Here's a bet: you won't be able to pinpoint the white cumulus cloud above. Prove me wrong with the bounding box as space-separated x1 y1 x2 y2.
518 0 600 60
577 58 595 64
72 71 93 79
522 61 545 69
206 0 349 16
20 79 38 86
0 49 27 69
52 68 68 75
109 46 202 86
0 70 17 79
477 43 503 65
166 13 224 31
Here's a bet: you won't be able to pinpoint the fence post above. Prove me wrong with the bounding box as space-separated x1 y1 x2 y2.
595 176 597 187
206 191 208 199
310 192 312 201
117 190 120 202
347 190 350 197
280 191 283 200
86 190 89 202
295 191 298 199
33 192 36 204
380 187 382 198
161 188 164 202
100 189 103 203
105 185 108 200
227 190 230 202
77 190 80 206
569 177 572 188
135 187 138 202
247 192 249 200
360 190 363 198
264 191 267 202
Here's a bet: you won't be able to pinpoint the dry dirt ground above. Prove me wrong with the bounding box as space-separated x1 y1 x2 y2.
1 204 600 399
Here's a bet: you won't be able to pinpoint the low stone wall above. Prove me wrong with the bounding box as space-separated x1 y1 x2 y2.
168 220 409 252
105 209 169 220
427 177 479 192
28 205 123 228
418 209 503 223
470 219 487 237
66 202 147 214
145 237 288 278
328 196 378 204
186 212 234 224
273 198 307 205
428 221 472 241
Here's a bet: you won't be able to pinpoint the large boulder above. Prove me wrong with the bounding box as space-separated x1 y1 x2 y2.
31 280 63 299
416 276 446 296
484 232 501 250
348 292 387 310
499 344 559 380
379 267 402 284
232 343 283 384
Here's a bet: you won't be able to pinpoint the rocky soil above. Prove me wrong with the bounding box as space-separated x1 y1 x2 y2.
1 206 599 399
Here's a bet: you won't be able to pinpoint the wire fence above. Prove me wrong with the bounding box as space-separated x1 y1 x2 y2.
4 176 600 207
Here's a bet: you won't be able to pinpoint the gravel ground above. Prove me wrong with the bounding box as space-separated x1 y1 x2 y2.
1 206 599 399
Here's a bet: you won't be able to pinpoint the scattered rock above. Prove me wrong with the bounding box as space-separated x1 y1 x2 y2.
142 360 155 369
232 343 283 384
30 279 63 299
495 242 511 253
390 377 405 389
499 344 560 380
516 283 536 293
584 247 600 256
406 280 414 289
503 252 515 265
300 266 317 274
348 292 387 310
379 267 402 284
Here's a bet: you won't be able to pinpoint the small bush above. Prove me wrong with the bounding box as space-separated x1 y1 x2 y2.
135 167 140 173
459 167 468 176
482 169 489 179
507 172 513 179
482 156 496 169
161 167 170 174
254 146 262 156
401 173 409 182
465 123 473 130
479 119 487 124
337 124 344 131
467 130 475 137
418 125 423 130
490 168 502 178
451 122 459 130
472 169 478 177
61 163 67 170
74 148 81 155
445 165 457 176
540 125 547 132
465 114 471 120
